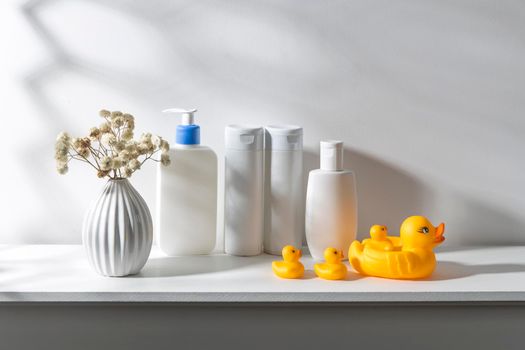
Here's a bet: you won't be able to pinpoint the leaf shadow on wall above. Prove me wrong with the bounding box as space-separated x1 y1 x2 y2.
303 148 428 241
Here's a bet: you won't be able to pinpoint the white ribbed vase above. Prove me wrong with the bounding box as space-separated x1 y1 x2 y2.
82 179 153 277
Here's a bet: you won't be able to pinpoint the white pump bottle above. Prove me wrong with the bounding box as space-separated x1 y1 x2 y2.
156 108 217 256
305 141 357 261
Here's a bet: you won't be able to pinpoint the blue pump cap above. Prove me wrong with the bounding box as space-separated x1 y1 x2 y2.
176 124 200 145
163 108 200 145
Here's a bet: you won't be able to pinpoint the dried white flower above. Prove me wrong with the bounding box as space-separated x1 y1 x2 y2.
118 150 131 161
121 128 133 141
160 153 171 166
125 141 140 159
55 109 164 180
130 150 140 159
99 122 111 133
97 170 110 178
99 109 111 118
54 150 68 162
71 138 82 149
56 132 70 143
114 141 126 152
56 162 68 175
151 135 161 147
100 156 112 171
77 147 90 158
76 137 91 149
54 136 70 164
55 140 69 154
111 111 123 118
89 127 101 140
123 114 135 129
125 140 138 152
111 157 123 169
140 133 152 143
121 167 133 178
128 159 141 171
83 137 91 146
100 133 116 147
112 117 124 128
160 139 170 152
137 142 151 155
148 142 156 153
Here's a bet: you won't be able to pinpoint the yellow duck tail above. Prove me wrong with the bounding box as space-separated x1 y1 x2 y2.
349 241 365 274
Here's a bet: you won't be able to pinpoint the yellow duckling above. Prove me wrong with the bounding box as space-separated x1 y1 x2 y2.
362 225 395 251
349 216 445 279
272 245 305 279
314 248 348 280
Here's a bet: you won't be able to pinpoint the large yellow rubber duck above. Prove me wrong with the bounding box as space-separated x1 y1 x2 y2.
349 216 445 279
272 245 305 279
314 248 348 280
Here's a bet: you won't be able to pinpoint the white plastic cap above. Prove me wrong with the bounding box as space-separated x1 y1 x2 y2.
320 140 344 171
264 125 303 151
225 125 264 151
162 108 197 125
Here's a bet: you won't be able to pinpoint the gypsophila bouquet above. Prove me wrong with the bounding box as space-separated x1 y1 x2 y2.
54 109 170 179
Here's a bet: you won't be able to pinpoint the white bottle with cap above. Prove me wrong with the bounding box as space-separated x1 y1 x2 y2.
263 125 304 255
224 125 264 256
156 108 217 256
305 140 357 261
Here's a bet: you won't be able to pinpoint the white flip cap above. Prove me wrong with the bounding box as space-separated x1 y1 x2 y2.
320 140 344 171
264 125 303 151
225 125 264 151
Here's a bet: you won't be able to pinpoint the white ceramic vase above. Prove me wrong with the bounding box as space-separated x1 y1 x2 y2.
82 179 153 277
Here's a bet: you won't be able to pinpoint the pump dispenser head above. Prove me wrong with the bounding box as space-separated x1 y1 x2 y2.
320 140 343 171
163 108 200 145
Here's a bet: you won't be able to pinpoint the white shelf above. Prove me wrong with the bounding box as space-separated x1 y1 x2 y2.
0 245 524 303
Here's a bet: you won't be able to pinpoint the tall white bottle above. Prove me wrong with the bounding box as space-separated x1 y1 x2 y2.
224 125 264 256
156 108 217 256
305 141 357 261
264 125 304 255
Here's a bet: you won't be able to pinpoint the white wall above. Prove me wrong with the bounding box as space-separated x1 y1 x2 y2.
1 0 524 245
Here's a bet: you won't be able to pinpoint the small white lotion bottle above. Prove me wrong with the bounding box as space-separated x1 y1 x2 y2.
305 141 357 261
263 125 304 255
224 125 264 256
156 108 217 256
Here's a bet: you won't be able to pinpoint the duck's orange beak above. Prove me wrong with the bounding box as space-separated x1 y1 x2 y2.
340 250 344 259
434 223 445 243
298 249 302 258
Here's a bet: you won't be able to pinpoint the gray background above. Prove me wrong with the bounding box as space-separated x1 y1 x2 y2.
1 0 524 246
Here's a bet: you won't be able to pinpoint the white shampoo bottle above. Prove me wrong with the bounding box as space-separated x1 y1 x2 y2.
156 108 217 256
305 141 357 261
263 125 304 255
224 125 264 256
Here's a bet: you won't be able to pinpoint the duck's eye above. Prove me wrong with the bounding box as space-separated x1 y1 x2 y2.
417 226 429 234
381 227 385 231
292 250 295 253
334 251 337 254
